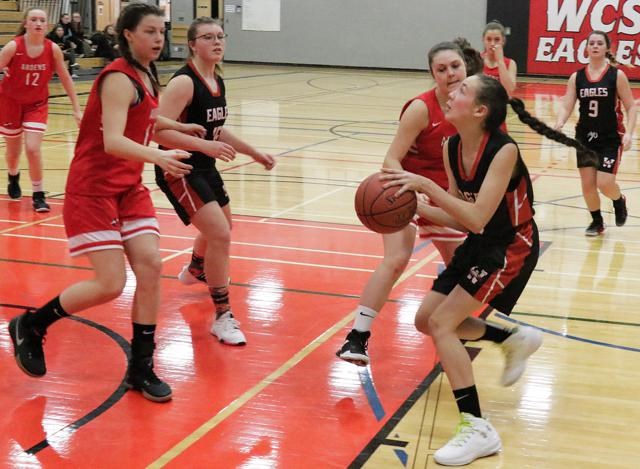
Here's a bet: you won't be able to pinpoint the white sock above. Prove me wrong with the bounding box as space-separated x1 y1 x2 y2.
353 305 378 332
32 180 43 193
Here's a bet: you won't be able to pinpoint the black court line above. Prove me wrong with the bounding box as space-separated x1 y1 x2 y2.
1 304 130 455
347 337 487 469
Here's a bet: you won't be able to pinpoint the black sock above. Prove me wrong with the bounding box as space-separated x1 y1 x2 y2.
25 296 69 333
590 209 603 222
132 323 156 344
613 196 625 207
478 323 512 343
190 252 204 268
453 385 481 418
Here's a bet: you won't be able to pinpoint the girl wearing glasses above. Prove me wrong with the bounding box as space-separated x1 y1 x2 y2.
154 17 275 346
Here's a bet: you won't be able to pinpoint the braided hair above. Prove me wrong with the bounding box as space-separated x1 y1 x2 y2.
116 2 164 95
473 74 599 167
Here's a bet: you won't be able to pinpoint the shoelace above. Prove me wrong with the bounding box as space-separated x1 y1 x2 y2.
449 420 476 447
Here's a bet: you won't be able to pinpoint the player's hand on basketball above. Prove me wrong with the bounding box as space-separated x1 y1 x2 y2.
254 152 276 170
380 168 427 196
622 132 632 151
415 193 430 216
157 149 192 178
205 141 236 162
180 123 206 138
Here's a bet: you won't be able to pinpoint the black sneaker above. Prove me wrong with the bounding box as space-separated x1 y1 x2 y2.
32 191 50 212
124 342 172 402
585 219 605 236
336 329 371 366
613 195 628 227
8 173 21 199
8 313 47 377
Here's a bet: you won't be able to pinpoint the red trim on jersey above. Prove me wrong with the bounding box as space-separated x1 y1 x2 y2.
586 64 609 83
475 222 534 304
457 132 490 181
613 145 623 175
481 54 512 79
187 61 221 97
504 176 534 227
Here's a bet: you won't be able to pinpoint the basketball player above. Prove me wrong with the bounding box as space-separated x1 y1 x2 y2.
0 8 82 212
381 75 599 465
7 3 203 403
554 30 636 236
336 40 481 366
482 21 517 96
154 17 275 346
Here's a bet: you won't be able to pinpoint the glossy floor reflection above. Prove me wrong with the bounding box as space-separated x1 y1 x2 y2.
1 64 639 468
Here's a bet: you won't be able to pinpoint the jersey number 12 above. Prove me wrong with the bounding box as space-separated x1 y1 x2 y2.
25 72 40 87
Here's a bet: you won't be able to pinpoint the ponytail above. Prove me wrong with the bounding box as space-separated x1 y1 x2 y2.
453 37 483 76
509 97 599 167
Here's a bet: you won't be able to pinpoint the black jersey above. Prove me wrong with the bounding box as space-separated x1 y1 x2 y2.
171 62 228 170
575 65 624 140
447 130 534 239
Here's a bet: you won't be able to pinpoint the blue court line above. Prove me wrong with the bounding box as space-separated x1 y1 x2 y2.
496 313 640 353
359 367 386 421
412 239 432 253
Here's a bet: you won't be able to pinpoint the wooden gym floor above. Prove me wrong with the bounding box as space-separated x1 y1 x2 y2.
0 63 638 468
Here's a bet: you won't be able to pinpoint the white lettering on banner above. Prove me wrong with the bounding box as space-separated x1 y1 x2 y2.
535 37 591 63
529 1 640 77
590 0 619 32
547 0 591 31
620 0 640 34
536 37 555 61
547 0 640 34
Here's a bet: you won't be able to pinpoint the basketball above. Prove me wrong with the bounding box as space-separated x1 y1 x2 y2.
354 172 417 234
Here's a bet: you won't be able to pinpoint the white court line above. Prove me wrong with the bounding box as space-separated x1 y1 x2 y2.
258 186 345 221
549 246 640 257
526 283 640 298
3 234 377 273
535 269 640 283
2 232 402 261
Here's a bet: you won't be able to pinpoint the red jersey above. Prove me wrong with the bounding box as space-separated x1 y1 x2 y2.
0 36 55 104
400 89 456 190
482 56 512 80
66 58 158 196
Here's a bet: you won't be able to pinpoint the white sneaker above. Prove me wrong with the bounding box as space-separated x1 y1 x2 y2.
500 325 543 386
210 311 246 345
433 413 502 466
178 264 206 286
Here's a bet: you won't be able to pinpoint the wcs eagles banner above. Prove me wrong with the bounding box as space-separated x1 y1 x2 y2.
527 0 640 78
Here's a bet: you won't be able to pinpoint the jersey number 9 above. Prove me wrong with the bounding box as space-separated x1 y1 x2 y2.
588 100 598 117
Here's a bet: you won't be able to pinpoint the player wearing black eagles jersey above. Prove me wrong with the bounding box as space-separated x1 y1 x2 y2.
154 17 275 346
555 30 637 236
381 74 601 466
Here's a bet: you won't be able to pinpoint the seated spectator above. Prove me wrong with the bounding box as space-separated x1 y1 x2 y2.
59 12 86 56
91 24 119 61
70 12 92 56
46 25 79 78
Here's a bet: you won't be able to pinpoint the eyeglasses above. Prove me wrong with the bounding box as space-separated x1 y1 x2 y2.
195 33 228 42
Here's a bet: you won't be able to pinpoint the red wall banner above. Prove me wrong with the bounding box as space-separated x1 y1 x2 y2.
528 0 640 78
